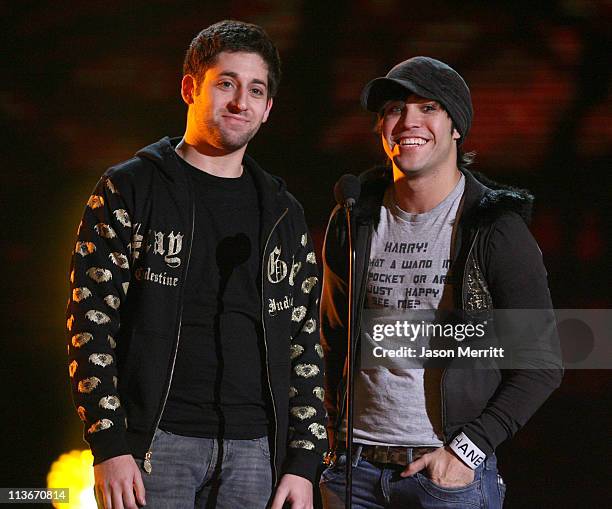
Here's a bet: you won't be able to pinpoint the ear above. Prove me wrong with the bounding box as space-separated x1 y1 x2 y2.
452 127 461 141
261 97 274 124
181 75 196 105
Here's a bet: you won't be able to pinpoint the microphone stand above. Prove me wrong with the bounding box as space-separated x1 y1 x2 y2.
342 200 357 509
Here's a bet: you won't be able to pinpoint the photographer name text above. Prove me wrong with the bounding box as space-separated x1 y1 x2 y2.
372 346 505 358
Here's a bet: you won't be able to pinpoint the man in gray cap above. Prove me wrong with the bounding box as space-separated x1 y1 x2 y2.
319 56 562 507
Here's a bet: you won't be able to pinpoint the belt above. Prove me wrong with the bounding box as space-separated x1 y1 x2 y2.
358 445 439 466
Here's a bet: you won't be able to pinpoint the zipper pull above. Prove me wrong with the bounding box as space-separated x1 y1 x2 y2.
143 451 152 474
323 450 337 467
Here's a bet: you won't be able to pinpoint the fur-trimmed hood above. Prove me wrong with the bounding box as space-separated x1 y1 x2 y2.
352 165 534 228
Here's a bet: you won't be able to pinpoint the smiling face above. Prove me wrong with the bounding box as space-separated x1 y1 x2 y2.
381 94 460 177
182 51 273 153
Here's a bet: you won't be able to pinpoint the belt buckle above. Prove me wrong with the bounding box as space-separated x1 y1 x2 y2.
390 446 406 465
375 445 394 464
373 446 385 463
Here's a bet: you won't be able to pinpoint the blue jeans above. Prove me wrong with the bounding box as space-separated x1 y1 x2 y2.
319 451 506 509
136 428 273 508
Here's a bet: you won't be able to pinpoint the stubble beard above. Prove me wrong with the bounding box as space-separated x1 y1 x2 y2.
206 117 261 152
392 148 430 177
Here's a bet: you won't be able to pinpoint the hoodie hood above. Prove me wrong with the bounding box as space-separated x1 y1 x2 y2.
135 136 289 214
353 165 534 228
136 136 183 181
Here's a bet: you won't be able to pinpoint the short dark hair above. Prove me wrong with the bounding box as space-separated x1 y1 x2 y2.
183 20 282 97
457 147 476 168
451 120 476 168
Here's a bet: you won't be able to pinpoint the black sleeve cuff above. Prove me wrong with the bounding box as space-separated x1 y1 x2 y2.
281 448 324 484
89 431 131 466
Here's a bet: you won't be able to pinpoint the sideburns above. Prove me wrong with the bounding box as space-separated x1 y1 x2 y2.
374 115 383 135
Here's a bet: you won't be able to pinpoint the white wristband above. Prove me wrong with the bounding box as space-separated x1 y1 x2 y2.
449 432 486 470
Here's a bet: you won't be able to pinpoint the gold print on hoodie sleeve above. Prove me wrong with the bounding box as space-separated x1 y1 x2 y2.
94 223 116 239
98 395 121 410
291 306 307 322
105 178 118 194
289 439 315 450
72 287 92 303
104 295 120 310
87 195 104 209
78 376 101 394
87 418 113 434
301 318 316 334
109 252 129 269
86 267 112 283
75 241 96 257
314 343 324 358
72 332 93 348
294 363 320 378
113 209 131 227
290 406 317 420
289 344 304 360
308 422 327 439
301 276 318 294
86 310 111 325
88 353 113 367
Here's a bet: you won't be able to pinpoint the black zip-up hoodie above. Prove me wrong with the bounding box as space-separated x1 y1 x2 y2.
66 137 327 483
321 166 563 457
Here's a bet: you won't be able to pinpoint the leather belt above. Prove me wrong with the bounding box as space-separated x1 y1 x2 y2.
358 445 439 466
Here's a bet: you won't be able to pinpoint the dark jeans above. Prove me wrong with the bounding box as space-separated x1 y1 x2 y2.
319 452 506 509
136 428 273 508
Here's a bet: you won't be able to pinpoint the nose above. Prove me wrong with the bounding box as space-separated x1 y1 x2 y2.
229 87 248 113
400 107 422 129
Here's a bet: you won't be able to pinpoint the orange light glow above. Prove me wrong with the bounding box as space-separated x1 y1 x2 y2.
47 449 96 509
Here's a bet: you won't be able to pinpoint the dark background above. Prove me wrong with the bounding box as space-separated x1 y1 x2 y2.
1 1 610 507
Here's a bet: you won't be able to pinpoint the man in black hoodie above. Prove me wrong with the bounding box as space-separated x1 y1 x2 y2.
67 20 326 509
319 57 562 508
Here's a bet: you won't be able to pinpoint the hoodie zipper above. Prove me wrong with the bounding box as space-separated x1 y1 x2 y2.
143 205 195 474
461 230 479 312
440 229 479 441
261 207 288 485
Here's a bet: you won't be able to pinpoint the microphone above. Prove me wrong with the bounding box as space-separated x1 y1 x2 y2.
334 174 361 209
333 173 361 509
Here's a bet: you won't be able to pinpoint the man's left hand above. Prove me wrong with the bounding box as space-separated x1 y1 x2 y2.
270 473 313 509
401 447 475 488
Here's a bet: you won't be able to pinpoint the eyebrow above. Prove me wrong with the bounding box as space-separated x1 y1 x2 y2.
415 98 439 105
218 71 268 88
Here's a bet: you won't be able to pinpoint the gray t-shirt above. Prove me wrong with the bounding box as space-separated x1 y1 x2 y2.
352 174 465 447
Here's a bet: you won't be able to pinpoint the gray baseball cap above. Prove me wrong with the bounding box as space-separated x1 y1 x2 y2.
361 56 473 143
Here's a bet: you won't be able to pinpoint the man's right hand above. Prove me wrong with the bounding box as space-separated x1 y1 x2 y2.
93 454 146 509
